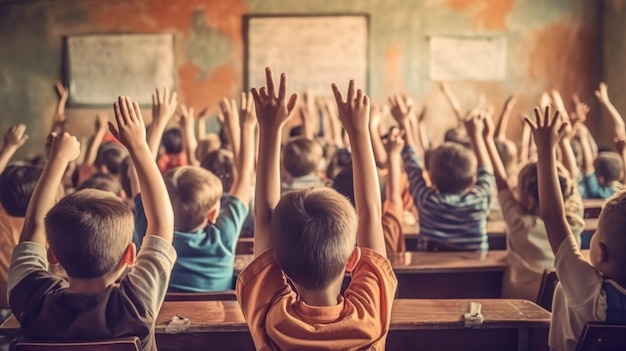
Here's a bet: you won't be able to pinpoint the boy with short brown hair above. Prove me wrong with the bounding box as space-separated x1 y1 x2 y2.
530 106 626 351
8 96 176 351
237 69 397 350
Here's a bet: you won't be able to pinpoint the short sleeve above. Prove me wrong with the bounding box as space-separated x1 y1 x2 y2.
124 235 177 317
555 235 603 306
214 196 249 251
132 194 148 249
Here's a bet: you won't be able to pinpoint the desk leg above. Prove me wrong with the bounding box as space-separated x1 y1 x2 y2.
517 327 529 351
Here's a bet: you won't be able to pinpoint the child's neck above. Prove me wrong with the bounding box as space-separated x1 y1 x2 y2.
294 279 343 307
66 276 116 294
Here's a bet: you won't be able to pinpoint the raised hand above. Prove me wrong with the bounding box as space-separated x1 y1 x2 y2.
385 127 405 156
539 92 551 110
95 113 109 134
111 96 147 151
220 98 239 126
595 82 610 104
240 91 256 127
179 105 195 128
483 112 495 140
524 106 567 152
463 110 485 138
332 80 370 136
48 132 80 163
3 124 29 149
388 93 414 127
151 87 178 124
251 67 298 130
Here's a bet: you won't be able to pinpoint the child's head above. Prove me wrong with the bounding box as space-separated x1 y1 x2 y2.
444 127 472 149
271 187 357 290
0 165 42 217
45 189 133 279
332 167 355 206
95 143 128 176
76 173 125 199
162 128 183 155
326 148 352 180
429 142 477 194
594 152 624 186
591 191 626 281
164 166 222 232
517 162 573 212
495 139 519 170
196 134 222 161
200 149 235 193
283 137 323 178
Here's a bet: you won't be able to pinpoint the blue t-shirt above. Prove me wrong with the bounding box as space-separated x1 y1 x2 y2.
583 173 621 199
401 146 494 251
134 194 248 292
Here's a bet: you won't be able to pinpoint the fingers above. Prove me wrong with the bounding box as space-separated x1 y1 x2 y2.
356 89 364 105
347 80 355 105
251 88 262 108
156 88 162 105
278 73 286 102
108 121 119 139
132 101 143 123
287 94 298 114
265 67 275 98
124 97 136 121
331 83 344 106
524 112 538 130
259 87 269 101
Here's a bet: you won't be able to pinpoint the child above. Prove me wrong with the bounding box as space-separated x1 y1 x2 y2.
482 114 584 301
0 125 30 314
392 96 494 251
281 136 326 193
134 91 255 293
579 125 623 198
157 128 188 173
529 106 626 351
237 69 397 350
7 96 176 351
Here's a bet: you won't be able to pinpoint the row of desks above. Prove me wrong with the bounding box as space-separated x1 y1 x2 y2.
0 299 551 351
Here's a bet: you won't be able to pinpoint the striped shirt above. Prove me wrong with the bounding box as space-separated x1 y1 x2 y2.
402 146 494 251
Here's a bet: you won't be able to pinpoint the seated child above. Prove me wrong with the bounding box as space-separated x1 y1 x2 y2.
584 151 623 199
76 173 126 200
393 107 494 251
529 106 626 351
135 103 255 292
8 97 176 351
200 149 235 195
157 128 188 173
237 71 397 350
281 136 326 193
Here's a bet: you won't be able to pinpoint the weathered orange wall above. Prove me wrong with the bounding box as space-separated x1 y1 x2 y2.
0 0 601 158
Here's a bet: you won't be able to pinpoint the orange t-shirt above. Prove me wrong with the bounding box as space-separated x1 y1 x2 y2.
157 152 188 173
0 205 25 308
382 201 405 254
236 248 397 351
400 172 418 222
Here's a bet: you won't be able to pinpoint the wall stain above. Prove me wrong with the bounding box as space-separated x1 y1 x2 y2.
178 63 238 110
383 45 405 94
446 0 515 30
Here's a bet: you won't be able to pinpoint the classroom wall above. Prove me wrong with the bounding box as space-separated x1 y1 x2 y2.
0 0 601 159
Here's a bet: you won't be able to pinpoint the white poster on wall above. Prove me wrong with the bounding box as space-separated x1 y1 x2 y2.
67 34 175 105
429 36 507 81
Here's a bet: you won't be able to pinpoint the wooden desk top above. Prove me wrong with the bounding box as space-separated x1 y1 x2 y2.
0 299 550 335
234 250 509 275
403 218 598 238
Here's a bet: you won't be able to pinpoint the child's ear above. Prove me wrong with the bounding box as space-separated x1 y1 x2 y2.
206 206 219 224
345 247 361 273
47 248 59 265
122 243 136 266
599 242 610 263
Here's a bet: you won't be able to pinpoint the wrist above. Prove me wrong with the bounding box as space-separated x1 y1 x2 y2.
1 144 18 153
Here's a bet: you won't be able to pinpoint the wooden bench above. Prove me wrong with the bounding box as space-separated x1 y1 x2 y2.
583 198 605 219
0 299 550 351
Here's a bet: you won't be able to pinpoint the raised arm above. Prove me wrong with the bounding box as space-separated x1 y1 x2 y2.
463 111 493 171
389 94 419 154
219 98 241 160
50 82 69 135
439 82 463 123
369 103 388 168
495 95 517 140
333 80 385 255
111 96 174 242
252 68 297 257
595 82 626 140
301 91 318 140
0 124 29 175
385 128 405 217
179 105 200 166
578 126 594 177
483 115 509 192
558 122 579 183
20 132 80 245
525 106 570 254
81 114 109 169
147 87 178 158
229 92 256 207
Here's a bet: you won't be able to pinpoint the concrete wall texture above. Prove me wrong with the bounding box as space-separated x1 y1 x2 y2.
0 0 606 159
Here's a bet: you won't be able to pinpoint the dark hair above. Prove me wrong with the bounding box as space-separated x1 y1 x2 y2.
326 148 352 179
0 165 43 217
594 152 623 183
423 148 435 171
429 142 477 194
162 128 183 154
45 190 133 279
200 149 235 192
518 162 573 204
77 173 124 197
332 167 355 207
283 137 323 177
444 127 471 149
95 144 128 176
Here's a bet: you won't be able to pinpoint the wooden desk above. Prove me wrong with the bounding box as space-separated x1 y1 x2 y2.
583 198 605 219
0 299 550 351
235 250 508 298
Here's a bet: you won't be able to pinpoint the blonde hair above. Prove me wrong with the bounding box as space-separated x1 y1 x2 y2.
164 166 223 232
272 187 357 289
283 137 323 177
598 191 626 269
517 162 573 208
45 189 133 279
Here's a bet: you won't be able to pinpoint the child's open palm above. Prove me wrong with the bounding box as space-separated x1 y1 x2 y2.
524 106 567 153
111 96 147 151
332 80 370 136
251 68 297 130
4 124 28 149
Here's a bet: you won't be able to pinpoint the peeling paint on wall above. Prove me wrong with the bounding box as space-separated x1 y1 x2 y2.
445 0 515 30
